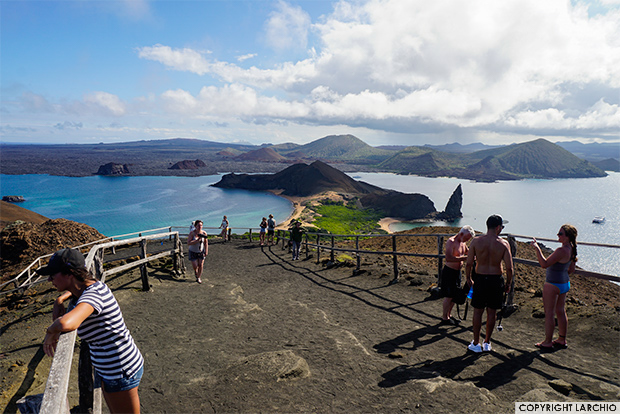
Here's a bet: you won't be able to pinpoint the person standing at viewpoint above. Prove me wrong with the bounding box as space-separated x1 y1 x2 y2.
267 214 276 246
465 215 513 353
40 248 144 414
188 220 208 284
259 217 268 246
219 215 229 242
530 224 578 350
440 225 475 325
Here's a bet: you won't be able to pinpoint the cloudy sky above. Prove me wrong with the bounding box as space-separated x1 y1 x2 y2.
1 0 619 147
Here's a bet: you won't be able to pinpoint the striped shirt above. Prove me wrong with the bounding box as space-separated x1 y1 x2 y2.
75 281 144 380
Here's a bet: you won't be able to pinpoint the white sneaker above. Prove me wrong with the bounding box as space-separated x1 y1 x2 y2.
483 342 492 352
468 341 482 353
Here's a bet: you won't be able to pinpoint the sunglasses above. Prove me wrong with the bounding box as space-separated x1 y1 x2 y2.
557 232 565 236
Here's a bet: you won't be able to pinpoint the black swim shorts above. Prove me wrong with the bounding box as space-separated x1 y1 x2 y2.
189 251 205 261
471 273 504 309
440 265 461 298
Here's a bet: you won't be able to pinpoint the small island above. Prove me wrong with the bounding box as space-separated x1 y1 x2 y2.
213 160 463 232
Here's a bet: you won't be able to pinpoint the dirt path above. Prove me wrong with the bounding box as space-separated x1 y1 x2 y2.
2 237 619 413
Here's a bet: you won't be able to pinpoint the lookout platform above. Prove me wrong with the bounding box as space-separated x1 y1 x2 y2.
3 237 620 413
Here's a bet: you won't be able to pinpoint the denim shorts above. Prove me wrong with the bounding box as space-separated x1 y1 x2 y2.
95 365 143 393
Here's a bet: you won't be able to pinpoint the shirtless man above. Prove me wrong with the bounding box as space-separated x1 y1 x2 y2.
465 215 513 353
440 226 475 325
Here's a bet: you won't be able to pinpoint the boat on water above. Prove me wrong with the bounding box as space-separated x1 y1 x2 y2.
592 216 606 223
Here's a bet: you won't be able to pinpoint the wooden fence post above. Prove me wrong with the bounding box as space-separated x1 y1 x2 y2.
249 229 253 242
304 233 309 259
507 235 517 307
139 239 150 291
330 236 335 262
77 341 94 413
356 236 360 271
437 236 444 283
389 235 399 284
316 234 321 264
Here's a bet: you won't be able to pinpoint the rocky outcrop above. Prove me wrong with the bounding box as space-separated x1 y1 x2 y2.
0 218 105 280
2 196 25 202
169 159 207 170
434 184 463 221
359 191 436 220
96 162 130 176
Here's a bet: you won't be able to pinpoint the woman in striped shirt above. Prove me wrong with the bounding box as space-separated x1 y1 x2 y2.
40 248 144 414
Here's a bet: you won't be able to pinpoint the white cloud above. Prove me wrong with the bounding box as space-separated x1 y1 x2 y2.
134 0 619 139
84 92 126 116
263 0 311 52
236 53 257 62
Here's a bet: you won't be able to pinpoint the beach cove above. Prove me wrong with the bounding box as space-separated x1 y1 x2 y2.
2 172 618 277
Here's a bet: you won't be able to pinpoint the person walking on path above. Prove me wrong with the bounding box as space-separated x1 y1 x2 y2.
290 221 305 260
39 248 144 414
440 225 475 325
188 220 208 283
267 214 276 246
530 224 578 350
465 215 513 353
220 216 229 242
259 217 267 246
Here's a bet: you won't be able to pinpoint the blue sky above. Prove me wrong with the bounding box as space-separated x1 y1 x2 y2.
1 0 619 147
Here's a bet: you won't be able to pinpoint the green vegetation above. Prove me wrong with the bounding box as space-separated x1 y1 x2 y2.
310 203 384 234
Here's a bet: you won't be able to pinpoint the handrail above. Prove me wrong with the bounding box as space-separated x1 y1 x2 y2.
274 229 620 284
39 231 185 414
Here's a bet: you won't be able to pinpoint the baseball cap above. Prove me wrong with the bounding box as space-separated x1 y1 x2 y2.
486 214 508 229
36 248 86 275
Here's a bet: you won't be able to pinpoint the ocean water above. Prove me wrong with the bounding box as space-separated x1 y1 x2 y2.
1 172 618 276
0 174 292 237
350 172 620 277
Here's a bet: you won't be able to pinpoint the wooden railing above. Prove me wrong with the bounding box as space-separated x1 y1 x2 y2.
0 226 180 297
272 230 620 285
35 231 185 414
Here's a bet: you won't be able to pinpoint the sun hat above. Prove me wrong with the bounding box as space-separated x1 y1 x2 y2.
36 248 86 275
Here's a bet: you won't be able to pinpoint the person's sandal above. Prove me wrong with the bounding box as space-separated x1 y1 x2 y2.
552 335 568 349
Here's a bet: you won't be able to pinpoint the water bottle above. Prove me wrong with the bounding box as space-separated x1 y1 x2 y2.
467 286 474 300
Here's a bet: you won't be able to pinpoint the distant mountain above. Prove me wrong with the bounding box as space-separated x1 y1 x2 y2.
467 139 607 179
423 142 502 153
277 135 393 163
235 147 287 162
379 139 606 181
555 141 620 162
594 158 620 172
378 146 464 173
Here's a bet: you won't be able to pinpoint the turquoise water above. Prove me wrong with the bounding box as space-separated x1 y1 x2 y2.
350 172 620 277
0 174 293 237
1 172 618 276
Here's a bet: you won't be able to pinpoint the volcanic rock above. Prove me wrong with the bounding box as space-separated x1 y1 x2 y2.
169 159 207 170
96 162 130 176
2 196 25 202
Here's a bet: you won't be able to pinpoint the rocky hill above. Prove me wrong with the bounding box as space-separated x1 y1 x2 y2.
169 159 207 170
0 219 105 281
276 134 394 163
214 160 384 196
380 138 607 181
236 147 287 162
